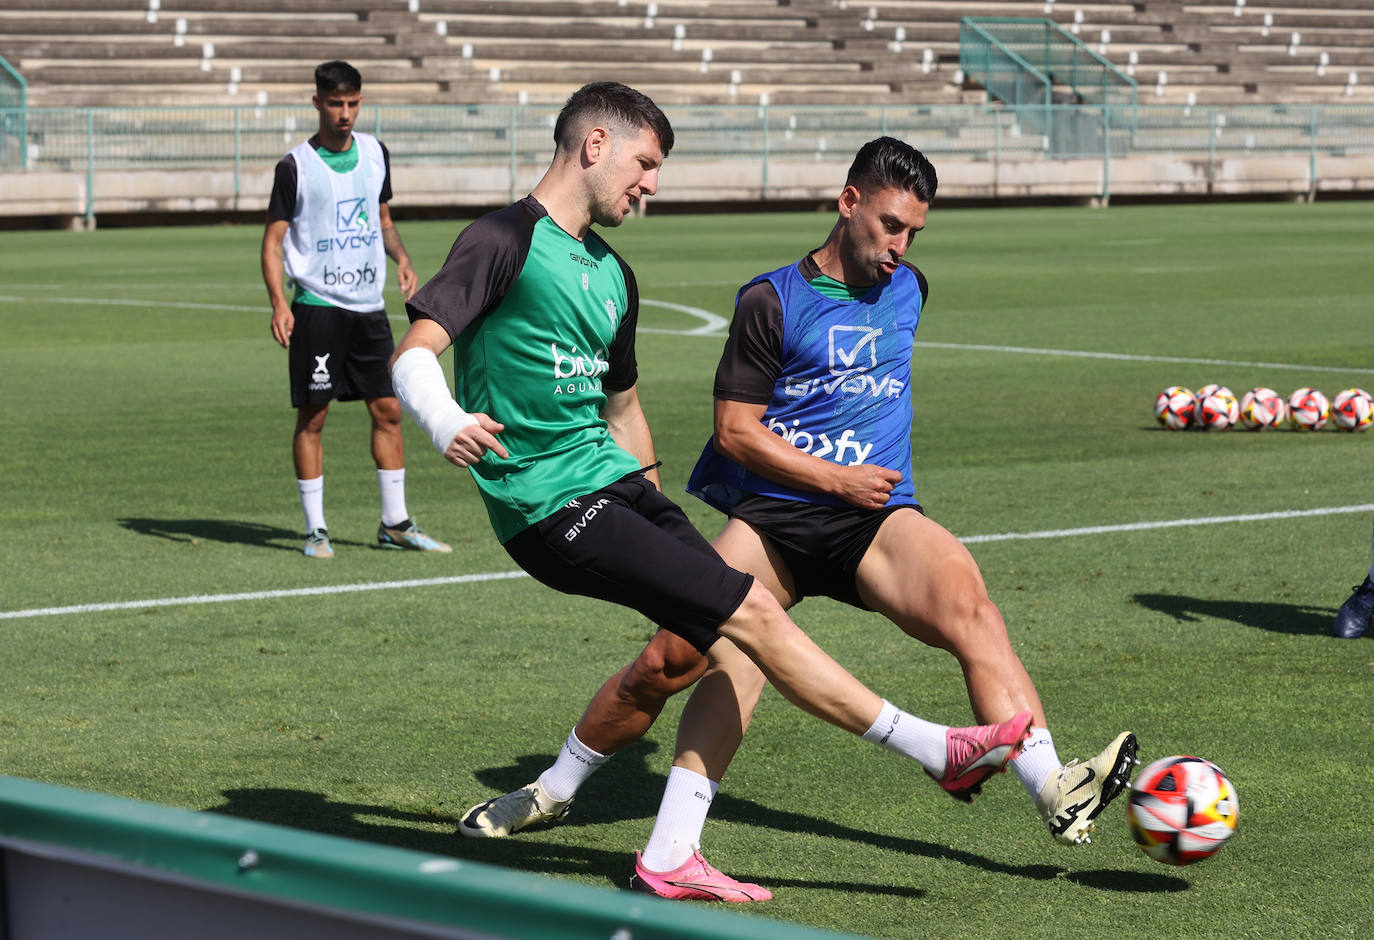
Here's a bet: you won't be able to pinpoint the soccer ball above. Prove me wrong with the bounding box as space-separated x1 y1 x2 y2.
1331 387 1374 432
1154 386 1195 430
1127 756 1239 866
1238 387 1286 430
1288 388 1331 431
1194 387 1239 431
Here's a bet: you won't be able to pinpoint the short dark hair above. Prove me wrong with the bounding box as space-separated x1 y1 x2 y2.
553 82 675 158
315 61 362 95
845 137 938 204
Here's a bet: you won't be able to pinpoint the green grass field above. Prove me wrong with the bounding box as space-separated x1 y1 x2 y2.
2 200 1373 938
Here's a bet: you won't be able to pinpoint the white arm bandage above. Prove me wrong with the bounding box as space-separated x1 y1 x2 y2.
390 346 477 456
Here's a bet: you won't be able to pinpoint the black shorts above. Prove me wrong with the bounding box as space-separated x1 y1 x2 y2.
503 470 754 654
730 494 923 609
288 301 396 407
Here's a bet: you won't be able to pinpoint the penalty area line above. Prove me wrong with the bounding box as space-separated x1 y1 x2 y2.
4 504 1371 621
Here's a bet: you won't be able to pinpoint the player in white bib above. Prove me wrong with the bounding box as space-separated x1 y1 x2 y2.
262 61 449 558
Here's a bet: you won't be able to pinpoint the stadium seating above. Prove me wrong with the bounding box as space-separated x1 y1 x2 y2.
0 0 1370 107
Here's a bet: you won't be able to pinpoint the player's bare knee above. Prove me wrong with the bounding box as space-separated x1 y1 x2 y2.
719 580 795 653
619 638 705 705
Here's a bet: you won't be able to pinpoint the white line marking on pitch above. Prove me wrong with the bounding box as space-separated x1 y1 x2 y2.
4 504 1370 621
3 293 1368 375
914 341 1374 376
959 503 1374 544
0 571 531 621
0 293 727 337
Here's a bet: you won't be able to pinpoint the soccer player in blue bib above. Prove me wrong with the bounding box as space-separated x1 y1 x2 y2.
262 61 449 558
460 137 1139 903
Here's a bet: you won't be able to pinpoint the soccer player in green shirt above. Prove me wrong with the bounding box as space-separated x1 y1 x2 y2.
391 83 1033 901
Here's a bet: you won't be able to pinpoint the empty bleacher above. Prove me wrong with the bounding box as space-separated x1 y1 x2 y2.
0 0 1371 108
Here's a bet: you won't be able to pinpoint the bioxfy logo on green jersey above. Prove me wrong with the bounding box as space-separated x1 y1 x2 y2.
550 342 608 396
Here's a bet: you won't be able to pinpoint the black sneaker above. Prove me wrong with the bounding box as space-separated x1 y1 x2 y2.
1334 576 1374 639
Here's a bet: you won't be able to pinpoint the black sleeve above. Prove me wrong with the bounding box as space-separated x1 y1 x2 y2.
405 200 540 342
902 260 930 306
379 141 394 204
604 249 639 393
266 154 297 222
713 279 784 404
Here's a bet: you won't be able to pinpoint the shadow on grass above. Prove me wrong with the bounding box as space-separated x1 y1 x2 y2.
1065 869 1190 893
118 517 373 552
207 738 1056 893
1132 593 1335 636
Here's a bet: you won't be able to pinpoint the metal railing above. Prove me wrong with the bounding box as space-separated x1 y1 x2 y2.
0 54 26 171
2 102 1373 213
960 16 1138 153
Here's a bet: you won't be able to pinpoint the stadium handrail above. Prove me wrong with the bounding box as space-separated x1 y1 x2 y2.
0 53 27 170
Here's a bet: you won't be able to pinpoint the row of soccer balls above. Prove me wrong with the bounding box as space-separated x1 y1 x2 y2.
1154 385 1374 432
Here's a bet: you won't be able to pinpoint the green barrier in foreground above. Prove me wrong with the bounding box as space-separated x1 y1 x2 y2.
0 775 870 940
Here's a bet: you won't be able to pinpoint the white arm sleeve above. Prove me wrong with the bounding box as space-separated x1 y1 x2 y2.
390 346 477 456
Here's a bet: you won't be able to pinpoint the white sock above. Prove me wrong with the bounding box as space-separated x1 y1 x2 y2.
640 767 717 873
298 476 325 533
378 468 409 527
1011 726 1062 802
536 730 609 804
860 700 949 776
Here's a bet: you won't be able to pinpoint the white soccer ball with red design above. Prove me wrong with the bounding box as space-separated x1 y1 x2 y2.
1194 386 1239 431
1127 756 1239 866
1153 386 1195 430
1238 387 1286 430
1331 387 1374 432
1287 388 1331 431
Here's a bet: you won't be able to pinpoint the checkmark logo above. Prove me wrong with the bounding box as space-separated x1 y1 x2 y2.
336 197 367 233
828 325 883 376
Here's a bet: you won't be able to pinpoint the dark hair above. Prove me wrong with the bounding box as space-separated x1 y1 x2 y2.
845 137 938 203
315 61 362 95
553 81 675 157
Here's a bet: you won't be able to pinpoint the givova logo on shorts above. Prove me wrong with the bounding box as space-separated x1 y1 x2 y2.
310 353 332 391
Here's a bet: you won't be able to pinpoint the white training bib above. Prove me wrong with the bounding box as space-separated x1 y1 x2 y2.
281 132 387 312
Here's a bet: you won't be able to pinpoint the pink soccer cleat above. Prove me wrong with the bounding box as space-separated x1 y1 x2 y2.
629 850 773 902
928 709 1034 803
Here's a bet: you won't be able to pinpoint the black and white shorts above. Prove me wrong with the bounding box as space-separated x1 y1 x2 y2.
503 470 754 654
287 301 396 407
730 494 924 609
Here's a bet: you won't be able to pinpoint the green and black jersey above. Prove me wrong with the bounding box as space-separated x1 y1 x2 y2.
406 195 643 541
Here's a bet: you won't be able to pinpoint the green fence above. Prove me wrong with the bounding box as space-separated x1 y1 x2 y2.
0 53 26 171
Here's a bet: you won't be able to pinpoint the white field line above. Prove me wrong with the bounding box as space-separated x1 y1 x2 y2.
912 341 1374 376
0 571 531 621
959 503 1374 544
5 292 1372 376
5 504 1371 621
